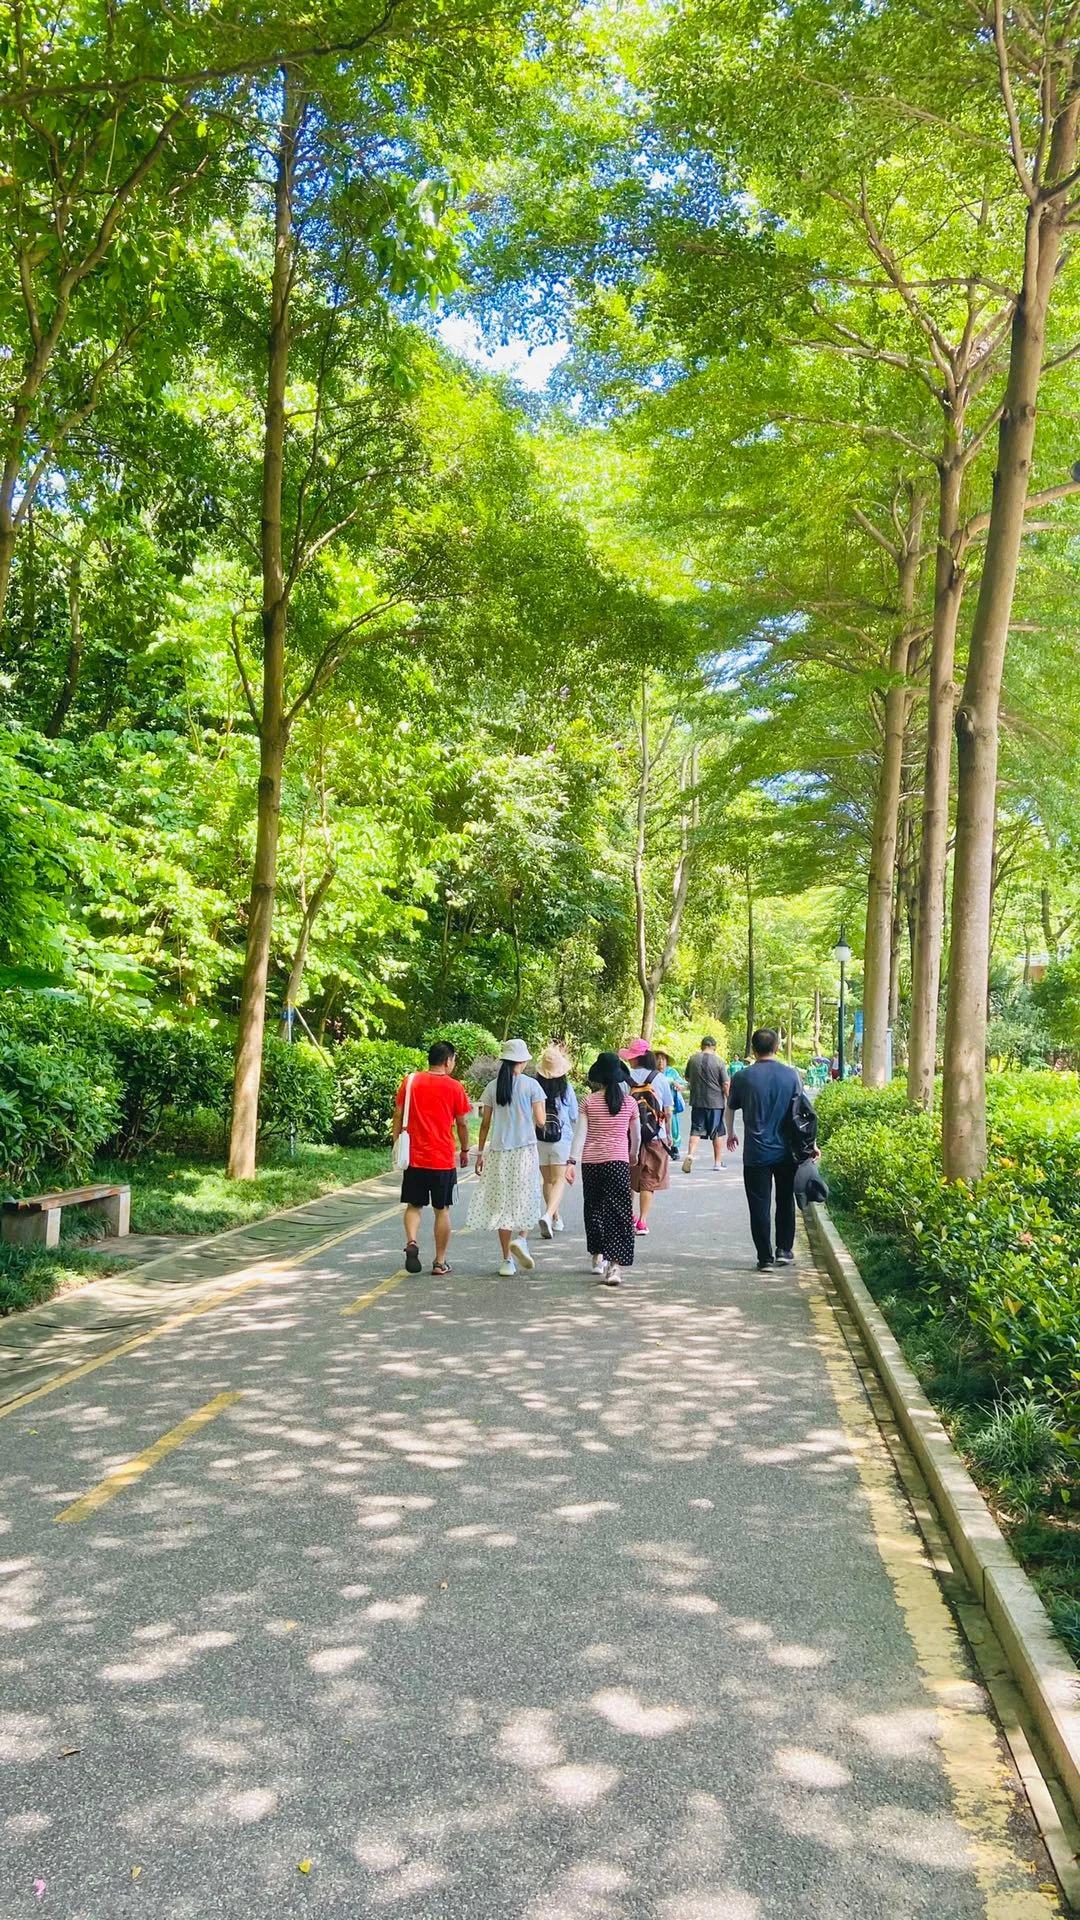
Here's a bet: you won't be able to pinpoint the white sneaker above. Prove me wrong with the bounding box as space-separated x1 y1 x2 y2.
553 1215 564 1233
510 1237 534 1270
591 1253 606 1276
601 1264 622 1288
539 1214 554 1240
498 1257 517 1277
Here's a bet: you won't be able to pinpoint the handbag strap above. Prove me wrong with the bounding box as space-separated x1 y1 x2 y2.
402 1073 415 1129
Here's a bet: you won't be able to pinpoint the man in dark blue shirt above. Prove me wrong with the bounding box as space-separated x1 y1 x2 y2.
725 1028 802 1270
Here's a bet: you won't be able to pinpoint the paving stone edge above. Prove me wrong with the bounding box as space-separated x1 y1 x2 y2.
806 1199 1080 1824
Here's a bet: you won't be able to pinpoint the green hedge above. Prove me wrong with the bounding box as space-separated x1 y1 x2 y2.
0 997 232 1154
260 1037 336 1143
814 1077 913 1145
0 996 340 1172
423 1021 500 1086
0 1039 121 1190
821 1080 1080 1412
334 1039 426 1148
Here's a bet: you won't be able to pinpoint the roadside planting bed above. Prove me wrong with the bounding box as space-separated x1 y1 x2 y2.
817 1072 1080 1659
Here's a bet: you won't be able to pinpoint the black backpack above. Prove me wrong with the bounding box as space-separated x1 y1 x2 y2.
537 1085 563 1145
784 1086 818 1164
631 1073 664 1147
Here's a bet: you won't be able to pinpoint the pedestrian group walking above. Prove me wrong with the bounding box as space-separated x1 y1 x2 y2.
394 1026 819 1283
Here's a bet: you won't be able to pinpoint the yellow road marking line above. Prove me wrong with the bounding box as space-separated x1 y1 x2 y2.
341 1268 409 1316
0 1200 404 1424
55 1390 241 1523
804 1266 1061 1919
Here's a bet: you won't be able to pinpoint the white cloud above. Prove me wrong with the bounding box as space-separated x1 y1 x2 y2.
437 314 567 390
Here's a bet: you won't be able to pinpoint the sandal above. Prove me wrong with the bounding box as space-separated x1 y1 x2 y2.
431 1261 452 1275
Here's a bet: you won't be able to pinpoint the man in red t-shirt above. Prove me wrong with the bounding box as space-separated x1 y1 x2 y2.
393 1041 472 1275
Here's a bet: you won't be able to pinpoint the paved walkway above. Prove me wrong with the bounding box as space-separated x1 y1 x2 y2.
0 1173 405 1409
0 1160 1062 1917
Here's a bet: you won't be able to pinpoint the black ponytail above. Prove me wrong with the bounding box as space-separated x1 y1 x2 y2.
495 1060 516 1106
538 1072 568 1103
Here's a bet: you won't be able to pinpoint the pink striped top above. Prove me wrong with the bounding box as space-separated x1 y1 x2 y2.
573 1089 641 1165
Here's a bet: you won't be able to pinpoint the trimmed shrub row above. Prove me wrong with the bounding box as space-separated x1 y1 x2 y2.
0 996 487 1188
817 1073 1080 1413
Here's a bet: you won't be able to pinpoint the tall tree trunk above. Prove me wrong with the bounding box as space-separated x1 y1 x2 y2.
908 450 967 1108
228 69 299 1180
632 683 696 1040
744 866 755 1059
0 394 42 629
862 486 926 1085
632 673 651 1032
44 553 84 738
813 987 821 1053
316 980 339 1045
1041 884 1055 955
504 897 523 1038
284 863 335 1010
641 983 657 1044
889 806 906 1033
942 97 1079 1180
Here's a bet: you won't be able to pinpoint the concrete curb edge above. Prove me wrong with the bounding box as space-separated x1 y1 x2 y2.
806 1199 1080 1824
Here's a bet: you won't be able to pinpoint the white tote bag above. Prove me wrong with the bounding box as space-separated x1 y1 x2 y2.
393 1073 415 1171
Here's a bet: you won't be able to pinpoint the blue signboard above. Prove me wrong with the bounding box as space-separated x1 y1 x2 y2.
853 1009 864 1041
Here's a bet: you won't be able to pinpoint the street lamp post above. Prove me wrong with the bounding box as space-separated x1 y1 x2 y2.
833 927 852 1080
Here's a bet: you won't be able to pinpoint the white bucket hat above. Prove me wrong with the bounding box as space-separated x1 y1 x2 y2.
499 1038 532 1063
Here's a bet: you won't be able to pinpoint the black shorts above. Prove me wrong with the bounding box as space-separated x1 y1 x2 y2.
401 1167 457 1210
690 1106 726 1140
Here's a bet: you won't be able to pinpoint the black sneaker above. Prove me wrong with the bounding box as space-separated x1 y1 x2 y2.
404 1242 422 1274
756 1259 775 1271
776 1250 795 1265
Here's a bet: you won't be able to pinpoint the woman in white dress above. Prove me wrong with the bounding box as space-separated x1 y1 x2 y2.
469 1039 545 1276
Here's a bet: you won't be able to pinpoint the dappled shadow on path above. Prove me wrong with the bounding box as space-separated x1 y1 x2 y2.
0 1195 1048 1918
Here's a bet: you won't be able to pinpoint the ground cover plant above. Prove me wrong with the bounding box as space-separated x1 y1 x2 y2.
817 1075 1080 1656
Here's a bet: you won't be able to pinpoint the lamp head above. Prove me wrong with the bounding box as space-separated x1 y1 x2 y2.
832 926 852 966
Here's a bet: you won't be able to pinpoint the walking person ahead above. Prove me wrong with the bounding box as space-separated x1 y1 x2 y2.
534 1044 579 1239
393 1041 472 1276
620 1039 673 1237
653 1048 688 1153
565 1052 641 1287
724 1027 801 1271
468 1040 545 1276
682 1036 730 1172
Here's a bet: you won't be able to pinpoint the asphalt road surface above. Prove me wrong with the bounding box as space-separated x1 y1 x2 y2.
0 1160 1061 1919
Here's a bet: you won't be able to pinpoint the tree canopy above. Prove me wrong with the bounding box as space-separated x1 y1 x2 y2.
1 0 1078 1175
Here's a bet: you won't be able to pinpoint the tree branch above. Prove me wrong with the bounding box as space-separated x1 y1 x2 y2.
993 0 1038 201
229 611 260 727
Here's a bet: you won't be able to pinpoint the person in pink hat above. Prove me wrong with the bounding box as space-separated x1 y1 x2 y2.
619 1039 674 1234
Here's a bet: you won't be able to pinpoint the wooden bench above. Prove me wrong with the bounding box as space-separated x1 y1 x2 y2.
1 1183 130 1250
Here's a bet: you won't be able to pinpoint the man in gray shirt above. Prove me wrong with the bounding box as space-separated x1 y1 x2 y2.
682 1035 729 1172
